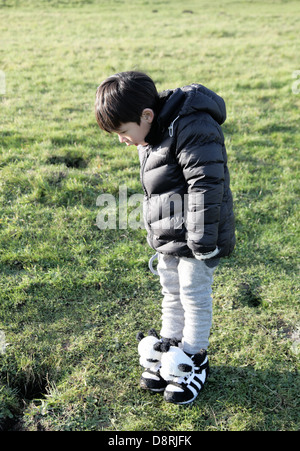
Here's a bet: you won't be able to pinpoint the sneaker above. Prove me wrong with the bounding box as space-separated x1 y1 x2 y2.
140 364 168 393
164 350 209 404
137 332 178 393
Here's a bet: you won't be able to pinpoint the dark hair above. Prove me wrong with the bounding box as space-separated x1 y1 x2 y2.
95 71 159 133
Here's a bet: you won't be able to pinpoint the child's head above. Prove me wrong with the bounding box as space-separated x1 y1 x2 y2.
95 71 159 146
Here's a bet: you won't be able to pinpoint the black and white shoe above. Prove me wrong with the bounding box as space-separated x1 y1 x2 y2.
164 350 209 404
140 365 167 393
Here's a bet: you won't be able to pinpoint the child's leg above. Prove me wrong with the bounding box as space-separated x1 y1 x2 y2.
177 257 218 355
157 253 185 342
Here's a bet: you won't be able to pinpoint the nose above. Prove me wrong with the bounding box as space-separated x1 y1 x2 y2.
118 135 131 146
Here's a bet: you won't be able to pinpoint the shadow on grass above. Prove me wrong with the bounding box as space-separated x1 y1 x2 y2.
118 363 299 431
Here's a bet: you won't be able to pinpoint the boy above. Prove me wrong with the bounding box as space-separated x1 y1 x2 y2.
95 71 235 404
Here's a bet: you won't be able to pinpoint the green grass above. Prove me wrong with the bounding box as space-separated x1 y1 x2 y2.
0 0 299 431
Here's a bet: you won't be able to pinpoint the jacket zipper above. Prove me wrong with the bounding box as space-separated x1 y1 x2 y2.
142 116 179 195
141 147 150 198
168 115 180 137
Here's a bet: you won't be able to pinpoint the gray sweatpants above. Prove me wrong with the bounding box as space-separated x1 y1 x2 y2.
157 253 218 355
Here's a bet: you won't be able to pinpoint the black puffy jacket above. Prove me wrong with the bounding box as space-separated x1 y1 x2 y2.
138 83 235 259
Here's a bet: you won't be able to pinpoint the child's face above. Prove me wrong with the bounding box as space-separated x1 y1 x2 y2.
115 109 154 146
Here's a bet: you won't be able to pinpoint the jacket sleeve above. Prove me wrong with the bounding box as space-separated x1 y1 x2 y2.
175 115 225 255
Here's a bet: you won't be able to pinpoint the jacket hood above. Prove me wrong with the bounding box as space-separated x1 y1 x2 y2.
144 84 226 146
157 83 226 128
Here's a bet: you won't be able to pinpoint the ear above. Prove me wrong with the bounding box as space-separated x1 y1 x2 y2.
148 328 159 339
141 108 154 124
160 341 171 353
178 363 193 373
136 332 145 342
153 341 170 353
153 341 163 352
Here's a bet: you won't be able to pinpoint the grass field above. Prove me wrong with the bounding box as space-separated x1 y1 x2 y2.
0 0 299 431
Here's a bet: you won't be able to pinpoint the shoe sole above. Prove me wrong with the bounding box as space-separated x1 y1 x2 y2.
164 392 198 404
140 385 166 393
140 380 166 392
143 387 165 393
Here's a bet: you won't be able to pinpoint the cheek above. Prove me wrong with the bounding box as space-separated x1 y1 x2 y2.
137 124 150 143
